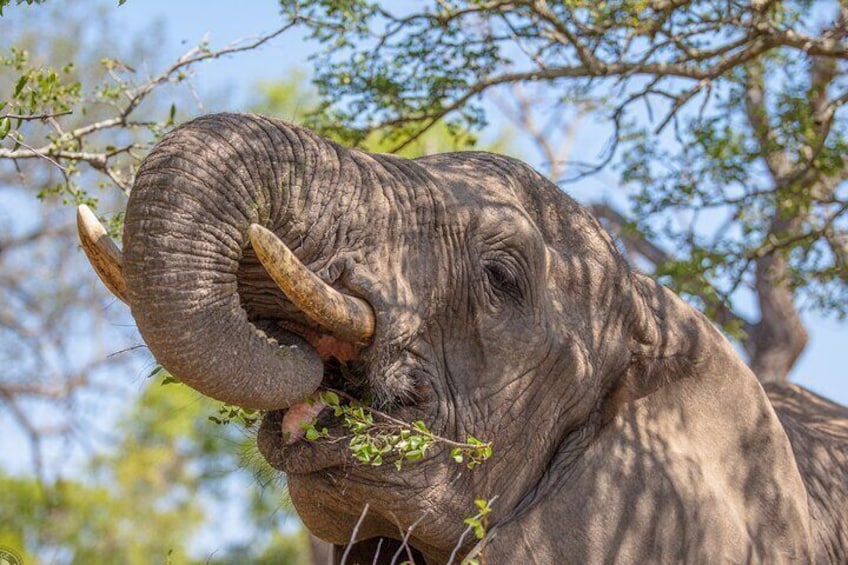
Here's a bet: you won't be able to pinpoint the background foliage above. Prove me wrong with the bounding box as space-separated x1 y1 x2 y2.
1 0 846 563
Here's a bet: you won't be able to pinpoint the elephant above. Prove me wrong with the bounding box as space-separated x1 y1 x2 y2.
78 113 848 564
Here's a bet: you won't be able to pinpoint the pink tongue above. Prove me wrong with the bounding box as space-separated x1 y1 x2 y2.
282 394 327 444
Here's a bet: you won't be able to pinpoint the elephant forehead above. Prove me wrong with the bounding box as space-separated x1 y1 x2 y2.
419 155 522 200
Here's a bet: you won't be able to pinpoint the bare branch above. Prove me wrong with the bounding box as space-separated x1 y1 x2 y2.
1 110 73 120
389 511 428 565
589 203 669 266
0 23 299 186
341 503 370 565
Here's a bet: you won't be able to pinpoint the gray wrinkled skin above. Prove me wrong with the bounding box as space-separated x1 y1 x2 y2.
121 113 848 564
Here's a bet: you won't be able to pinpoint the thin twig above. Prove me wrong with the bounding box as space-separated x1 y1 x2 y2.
1 110 73 120
390 511 428 565
371 538 384 565
341 503 370 565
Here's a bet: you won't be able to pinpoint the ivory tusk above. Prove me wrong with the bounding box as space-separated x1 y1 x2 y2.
248 224 375 344
76 204 129 304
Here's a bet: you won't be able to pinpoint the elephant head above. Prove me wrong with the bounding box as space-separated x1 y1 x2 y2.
80 113 817 563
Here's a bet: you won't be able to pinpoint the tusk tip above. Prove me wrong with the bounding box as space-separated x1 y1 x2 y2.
248 223 271 243
248 224 283 259
77 204 106 239
76 203 129 305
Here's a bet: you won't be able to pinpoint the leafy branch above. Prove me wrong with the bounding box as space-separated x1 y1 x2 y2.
304 390 493 471
0 22 298 198
447 496 498 565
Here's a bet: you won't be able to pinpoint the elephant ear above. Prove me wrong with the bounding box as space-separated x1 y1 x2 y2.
601 268 751 426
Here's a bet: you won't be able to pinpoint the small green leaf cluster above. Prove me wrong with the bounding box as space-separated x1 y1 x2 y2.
310 391 436 470
460 498 495 565
153 366 261 428
349 420 433 470
208 403 260 428
464 498 492 540
450 436 493 470
1 47 80 150
2 47 80 115
303 390 493 472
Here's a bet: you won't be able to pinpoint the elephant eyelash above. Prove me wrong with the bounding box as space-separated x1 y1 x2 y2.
483 260 524 304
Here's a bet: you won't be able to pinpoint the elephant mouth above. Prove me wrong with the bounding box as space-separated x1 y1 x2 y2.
256 326 426 476
248 226 428 475
257 346 367 475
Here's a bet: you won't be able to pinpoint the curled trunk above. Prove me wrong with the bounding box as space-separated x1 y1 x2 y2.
123 114 335 409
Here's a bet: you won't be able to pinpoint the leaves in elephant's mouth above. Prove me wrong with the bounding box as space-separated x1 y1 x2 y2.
298 389 494 471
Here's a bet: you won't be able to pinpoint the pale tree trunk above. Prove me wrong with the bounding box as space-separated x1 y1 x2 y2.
746 253 809 382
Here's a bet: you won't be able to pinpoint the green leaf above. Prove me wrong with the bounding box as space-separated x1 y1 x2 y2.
13 73 28 97
0 117 10 139
305 427 321 441
412 420 429 433
321 390 340 406
405 449 423 460
160 374 180 386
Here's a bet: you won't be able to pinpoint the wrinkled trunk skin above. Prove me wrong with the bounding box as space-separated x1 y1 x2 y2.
123 114 338 409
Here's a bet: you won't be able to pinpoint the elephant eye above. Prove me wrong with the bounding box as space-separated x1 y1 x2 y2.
483 260 524 304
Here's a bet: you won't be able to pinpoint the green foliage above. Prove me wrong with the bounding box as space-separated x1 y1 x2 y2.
464 498 492 540
254 71 511 157
460 498 495 565
450 436 493 470
0 375 308 564
301 390 493 471
2 47 80 116
619 56 848 322
208 402 261 427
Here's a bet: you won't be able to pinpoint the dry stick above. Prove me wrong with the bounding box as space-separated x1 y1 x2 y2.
389 512 429 565
371 538 384 565
446 524 475 565
341 503 370 565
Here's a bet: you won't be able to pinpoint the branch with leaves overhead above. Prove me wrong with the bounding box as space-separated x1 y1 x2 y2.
0 23 297 197
289 1 848 148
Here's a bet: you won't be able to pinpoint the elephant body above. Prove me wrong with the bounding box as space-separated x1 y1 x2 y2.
82 113 847 563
